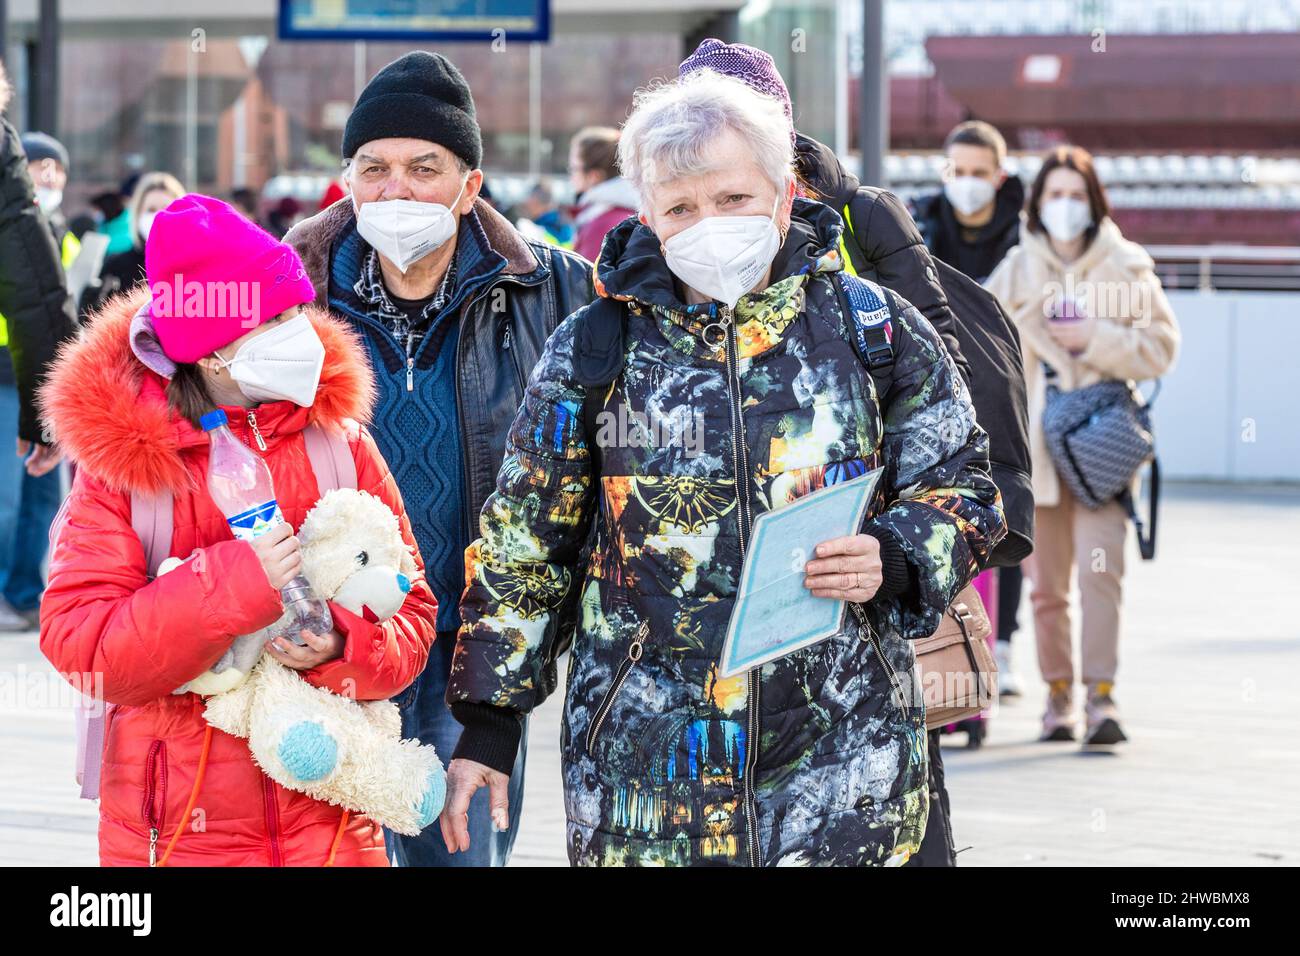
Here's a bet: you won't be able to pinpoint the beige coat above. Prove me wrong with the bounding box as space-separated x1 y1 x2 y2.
985 218 1180 508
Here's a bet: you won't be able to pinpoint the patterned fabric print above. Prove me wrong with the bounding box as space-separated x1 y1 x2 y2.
451 203 1005 866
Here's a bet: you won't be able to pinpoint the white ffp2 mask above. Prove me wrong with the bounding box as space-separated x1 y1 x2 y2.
355 182 466 273
35 187 63 215
662 197 782 308
214 312 325 407
944 176 996 217
1039 197 1092 242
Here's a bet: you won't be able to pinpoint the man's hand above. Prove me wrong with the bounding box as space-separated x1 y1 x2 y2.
803 533 884 603
16 439 63 477
266 628 345 670
440 758 511 854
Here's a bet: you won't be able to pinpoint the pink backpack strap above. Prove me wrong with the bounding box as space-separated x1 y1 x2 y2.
74 488 173 800
130 488 175 579
74 698 113 799
303 421 358 493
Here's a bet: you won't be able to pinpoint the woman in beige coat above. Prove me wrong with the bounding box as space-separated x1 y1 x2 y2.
986 146 1179 745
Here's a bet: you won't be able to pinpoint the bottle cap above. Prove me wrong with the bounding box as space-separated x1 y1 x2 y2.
199 409 228 432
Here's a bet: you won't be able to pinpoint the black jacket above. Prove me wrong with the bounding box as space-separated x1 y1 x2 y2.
915 176 1023 283
0 116 77 442
796 133 970 381
798 135 1033 565
287 197 595 530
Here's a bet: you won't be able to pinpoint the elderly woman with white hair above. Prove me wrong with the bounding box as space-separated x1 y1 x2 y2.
440 70 1005 866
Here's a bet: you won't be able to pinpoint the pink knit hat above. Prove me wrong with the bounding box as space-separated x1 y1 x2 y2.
143 193 316 364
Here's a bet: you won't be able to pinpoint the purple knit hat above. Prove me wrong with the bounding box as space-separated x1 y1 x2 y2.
679 38 795 140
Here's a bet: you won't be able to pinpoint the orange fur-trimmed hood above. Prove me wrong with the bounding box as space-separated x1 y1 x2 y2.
38 287 376 496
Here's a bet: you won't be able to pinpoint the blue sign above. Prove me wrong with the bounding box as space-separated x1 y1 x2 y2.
279 0 550 43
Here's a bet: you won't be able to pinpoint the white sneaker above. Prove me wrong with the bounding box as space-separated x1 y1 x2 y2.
994 641 1021 697
0 599 30 633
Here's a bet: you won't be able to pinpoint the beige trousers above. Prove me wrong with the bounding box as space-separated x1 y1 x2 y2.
1025 481 1129 686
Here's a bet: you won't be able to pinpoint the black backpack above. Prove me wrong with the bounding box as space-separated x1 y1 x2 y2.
928 258 1033 566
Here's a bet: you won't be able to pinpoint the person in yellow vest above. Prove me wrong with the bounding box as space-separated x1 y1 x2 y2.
20 132 80 265
0 84 77 630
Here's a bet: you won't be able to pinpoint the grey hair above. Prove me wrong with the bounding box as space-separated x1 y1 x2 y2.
618 69 795 210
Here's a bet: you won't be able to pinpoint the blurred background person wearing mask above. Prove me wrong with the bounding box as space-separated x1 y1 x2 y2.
94 171 184 308
514 180 575 249
918 121 1023 284
986 146 1179 747
21 133 80 269
0 60 78 632
568 125 638 262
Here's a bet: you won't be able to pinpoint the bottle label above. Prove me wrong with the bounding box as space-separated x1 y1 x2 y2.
226 500 283 542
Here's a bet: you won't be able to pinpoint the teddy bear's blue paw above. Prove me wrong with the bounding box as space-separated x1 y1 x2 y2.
277 721 338 782
414 767 447 830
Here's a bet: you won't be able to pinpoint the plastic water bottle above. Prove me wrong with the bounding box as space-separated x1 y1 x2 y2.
201 409 331 645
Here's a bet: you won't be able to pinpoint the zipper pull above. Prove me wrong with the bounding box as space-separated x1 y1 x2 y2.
406 357 414 392
628 620 648 662
502 326 512 350
702 309 732 349
851 602 876 641
148 827 159 867
246 411 267 452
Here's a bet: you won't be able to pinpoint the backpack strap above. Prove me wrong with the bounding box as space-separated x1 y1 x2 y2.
303 421 359 494
130 489 175 580
834 271 898 402
82 484 170 801
572 298 630 478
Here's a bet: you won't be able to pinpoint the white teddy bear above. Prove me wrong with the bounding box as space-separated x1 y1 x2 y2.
164 488 445 835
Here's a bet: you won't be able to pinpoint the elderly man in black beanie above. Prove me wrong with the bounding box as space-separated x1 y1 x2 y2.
285 51 594 867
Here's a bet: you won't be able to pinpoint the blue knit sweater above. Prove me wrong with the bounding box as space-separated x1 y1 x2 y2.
328 212 506 633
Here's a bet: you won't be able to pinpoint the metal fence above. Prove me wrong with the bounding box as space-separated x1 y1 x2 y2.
1148 245 1300 293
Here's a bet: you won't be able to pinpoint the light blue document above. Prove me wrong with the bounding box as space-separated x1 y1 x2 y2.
719 467 883 678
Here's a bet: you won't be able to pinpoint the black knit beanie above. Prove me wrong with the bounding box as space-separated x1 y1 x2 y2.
342 51 483 169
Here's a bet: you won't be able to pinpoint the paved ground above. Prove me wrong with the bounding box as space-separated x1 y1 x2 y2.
2 483 1297 867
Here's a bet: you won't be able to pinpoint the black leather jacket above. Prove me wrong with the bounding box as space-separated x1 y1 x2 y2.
287 197 596 525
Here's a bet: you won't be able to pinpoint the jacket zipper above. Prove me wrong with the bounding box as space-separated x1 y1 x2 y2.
502 321 527 395
246 411 267 452
851 603 910 718
714 306 762 867
406 330 415 392
262 776 283 866
585 620 648 753
142 740 167 866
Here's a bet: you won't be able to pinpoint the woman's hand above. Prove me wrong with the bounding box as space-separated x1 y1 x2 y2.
803 534 884 603
1047 315 1096 354
440 758 511 854
266 628 345 670
250 521 302 590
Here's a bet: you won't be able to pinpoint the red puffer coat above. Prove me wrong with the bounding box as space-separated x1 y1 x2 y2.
38 289 438 867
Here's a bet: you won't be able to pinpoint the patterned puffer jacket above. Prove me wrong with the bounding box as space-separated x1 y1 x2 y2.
449 199 1006 866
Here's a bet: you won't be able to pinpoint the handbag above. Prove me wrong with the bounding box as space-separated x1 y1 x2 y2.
1041 365 1161 559
913 584 998 730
